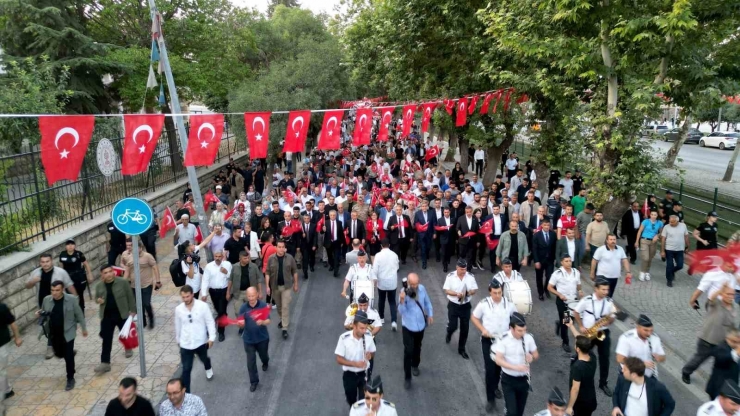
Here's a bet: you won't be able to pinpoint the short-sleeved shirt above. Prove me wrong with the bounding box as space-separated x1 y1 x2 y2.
494 331 537 376
224 237 249 264
639 219 663 240
659 198 675 220
105 396 155 416
575 295 615 330
123 252 157 288
472 297 517 337
696 222 719 250
586 221 610 247
59 250 86 276
107 221 127 249
443 272 478 304
493 271 524 285
335 330 376 373
570 196 586 216
548 267 581 301
661 223 688 251
615 329 665 378
593 246 626 278
576 211 593 237
0 303 16 348
239 299 270 344
570 352 597 405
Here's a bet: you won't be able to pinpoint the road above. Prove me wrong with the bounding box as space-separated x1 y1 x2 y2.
186 258 704 416
649 139 739 185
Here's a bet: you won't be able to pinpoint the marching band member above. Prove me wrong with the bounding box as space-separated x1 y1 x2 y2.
345 294 382 337
494 312 538 416
615 314 665 380
534 387 568 416
697 380 740 416
342 250 377 302
492 258 524 286
443 259 478 360
471 279 517 413
336 311 377 408
547 254 583 353
573 278 616 397
349 376 397 416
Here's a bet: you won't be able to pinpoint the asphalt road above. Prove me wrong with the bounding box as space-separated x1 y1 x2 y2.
649 139 734 181
185 257 705 416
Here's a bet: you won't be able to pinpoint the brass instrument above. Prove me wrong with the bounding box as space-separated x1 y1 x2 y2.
344 303 374 332
583 307 618 341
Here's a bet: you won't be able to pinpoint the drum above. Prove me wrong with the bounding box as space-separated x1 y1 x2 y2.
504 281 533 315
352 280 375 306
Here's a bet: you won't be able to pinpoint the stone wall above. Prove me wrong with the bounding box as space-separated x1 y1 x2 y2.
0 152 249 329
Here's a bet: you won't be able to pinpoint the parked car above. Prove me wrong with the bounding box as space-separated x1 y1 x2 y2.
642 125 669 137
662 128 703 144
699 132 740 150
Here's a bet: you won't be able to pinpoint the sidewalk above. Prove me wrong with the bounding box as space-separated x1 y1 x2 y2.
5 239 182 416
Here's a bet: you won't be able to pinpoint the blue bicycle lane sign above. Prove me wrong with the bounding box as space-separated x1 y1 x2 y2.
111 198 154 236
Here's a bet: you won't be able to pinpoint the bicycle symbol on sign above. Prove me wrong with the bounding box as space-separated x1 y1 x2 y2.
116 209 149 225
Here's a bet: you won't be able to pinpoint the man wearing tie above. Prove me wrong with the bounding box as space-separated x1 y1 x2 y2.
323 210 345 278
456 206 479 271
437 207 456 273
488 205 507 273
299 213 317 280
348 211 366 248
533 220 557 301
387 204 412 265
414 200 436 270
433 199 444 262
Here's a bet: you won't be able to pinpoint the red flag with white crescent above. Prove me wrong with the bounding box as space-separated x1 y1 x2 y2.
492 90 504 114
318 110 343 150
122 114 164 175
353 108 372 146
478 218 493 235
420 102 436 133
38 115 95 186
444 99 455 115
480 93 493 115
641 198 650 218
159 206 176 239
283 110 311 153
503 89 514 112
415 222 429 233
687 248 733 275
244 112 271 160
376 107 394 142
425 145 440 161
185 114 224 166
468 95 479 115
456 97 469 127
224 206 237 221
402 105 416 138
195 226 203 244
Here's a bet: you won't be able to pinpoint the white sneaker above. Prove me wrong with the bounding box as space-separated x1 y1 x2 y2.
206 369 214 380
639 272 645 282
380 318 385 325
271 304 277 310
645 273 651 281
392 322 397 332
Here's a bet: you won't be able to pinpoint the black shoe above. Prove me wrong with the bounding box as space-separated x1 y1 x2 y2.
485 401 495 413
148 319 155 329
443 266 448 273
600 384 613 397
323 261 328 267
494 389 503 399
667 281 673 287
218 333 225 342
282 330 288 339
411 367 420 377
562 344 571 353
459 351 470 360
262 363 268 371
445 333 451 344
538 295 544 301
630 259 637 265
303 274 309 280
333 272 339 277
278 321 283 329
545 292 551 299
422 264 427 270
404 379 411 389
250 383 258 392
328 267 334 272
682 373 691 384
5 390 14 399
402 260 407 265
238 328 244 336
65 378 75 391
310 266 315 272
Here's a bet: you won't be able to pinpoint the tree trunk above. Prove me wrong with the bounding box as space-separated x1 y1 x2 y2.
722 143 740 182
664 113 691 168
459 137 470 173
445 130 458 162
483 131 516 185
601 198 630 232
429 123 437 143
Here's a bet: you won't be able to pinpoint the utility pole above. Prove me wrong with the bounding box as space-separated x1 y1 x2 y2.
147 1 209 239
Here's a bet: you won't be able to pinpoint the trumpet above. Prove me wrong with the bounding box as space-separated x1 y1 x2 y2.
344 303 374 332
583 307 619 341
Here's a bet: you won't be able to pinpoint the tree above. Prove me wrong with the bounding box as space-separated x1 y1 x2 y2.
268 0 301 17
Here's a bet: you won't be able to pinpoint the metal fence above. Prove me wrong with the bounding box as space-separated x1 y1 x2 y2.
0 118 244 255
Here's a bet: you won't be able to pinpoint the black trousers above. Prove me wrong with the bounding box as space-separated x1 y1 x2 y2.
446 301 472 352
181 343 212 393
502 373 529 416
592 330 611 386
683 339 716 376
377 289 397 323
458 241 476 269
572 401 597 416
133 286 155 328
482 337 502 403
327 242 343 274
244 339 269 384
555 298 572 345
535 261 554 296
434 237 441 261
625 231 638 263
72 281 87 311
402 327 425 379
108 245 125 267
100 314 125 364
301 245 315 278
475 160 484 176
441 241 454 268
209 288 229 335
342 370 366 407
392 238 410 262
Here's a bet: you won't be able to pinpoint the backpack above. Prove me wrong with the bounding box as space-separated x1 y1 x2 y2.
169 258 186 287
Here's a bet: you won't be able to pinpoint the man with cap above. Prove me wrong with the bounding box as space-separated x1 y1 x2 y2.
612 357 675 416
659 190 675 222
471 279 517 412
492 258 524 286
335 310 377 408
548 254 584 352
695 211 720 251
174 214 197 246
345 294 381 337
443 259 478 359
674 200 685 223
698 380 740 415
494 311 539 416
342 250 377 304
349 376 397 416
615 314 666 380
58 239 93 311
534 387 568 416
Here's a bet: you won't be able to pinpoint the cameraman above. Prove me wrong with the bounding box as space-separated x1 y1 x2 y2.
398 272 433 389
178 232 216 299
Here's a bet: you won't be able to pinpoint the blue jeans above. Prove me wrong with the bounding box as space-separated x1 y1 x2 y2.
665 250 684 283
576 238 586 262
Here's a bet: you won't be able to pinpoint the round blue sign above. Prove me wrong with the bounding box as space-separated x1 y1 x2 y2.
111 198 154 236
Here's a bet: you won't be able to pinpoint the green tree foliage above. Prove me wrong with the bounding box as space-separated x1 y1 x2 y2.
268 0 301 17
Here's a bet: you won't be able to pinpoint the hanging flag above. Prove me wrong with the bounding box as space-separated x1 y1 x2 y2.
184 114 224 166
516 93 529 105
376 107 394 142
401 104 416 138
158 83 165 106
353 108 372 146
503 89 514 112
420 102 436 133
468 95 479 115
480 93 493 115
244 112 271 160
444 99 455 115
456 97 469 127
492 90 504 113
642 198 650 218
425 145 440 162
38 115 95 186
146 65 157 89
283 110 310 153
150 39 160 62
122 114 164 175
159 207 176 238
318 110 343 150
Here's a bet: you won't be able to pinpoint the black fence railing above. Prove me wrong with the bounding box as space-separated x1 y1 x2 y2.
0 119 243 255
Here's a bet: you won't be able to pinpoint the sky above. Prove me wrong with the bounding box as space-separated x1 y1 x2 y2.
229 0 343 15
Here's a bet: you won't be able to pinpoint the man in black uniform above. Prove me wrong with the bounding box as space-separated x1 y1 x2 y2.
548 169 561 195
659 190 675 222
695 211 720 251
572 170 584 195
106 221 127 266
224 225 249 265
673 201 685 223
268 202 285 235
58 240 92 311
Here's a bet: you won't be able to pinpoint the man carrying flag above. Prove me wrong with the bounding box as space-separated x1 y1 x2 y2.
237 287 270 393
425 144 441 166
414 200 436 270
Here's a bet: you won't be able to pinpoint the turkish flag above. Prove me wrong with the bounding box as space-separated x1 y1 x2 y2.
516 93 529 105
503 89 514 112
316 216 325 233
159 207 176 239
434 225 452 231
184 114 224 166
444 99 455 115
456 97 469 127
415 222 429 233
468 95 479 115
478 218 493 235
224 206 237 221
194 226 203 244
217 316 244 327
122 114 164 175
283 110 311 153
687 248 733 275
401 105 416 138
421 102 436 133
462 231 477 238
492 90 504 113
641 198 650 218
353 108 372 146
38 115 95 186
203 190 220 206
376 107 394 142
425 145 440 161
480 93 493 115
318 110 343 150
244 112 271 160
487 235 500 251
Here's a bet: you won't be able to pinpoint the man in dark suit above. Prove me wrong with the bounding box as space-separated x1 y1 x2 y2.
612 357 675 416
301 200 318 224
532 219 557 300
347 211 365 247
414 200 437 269
323 210 345 277
386 204 412 264
620 201 644 265
299 213 317 279
277 211 300 258
455 206 479 270
555 227 583 267
487 205 507 272
437 207 456 273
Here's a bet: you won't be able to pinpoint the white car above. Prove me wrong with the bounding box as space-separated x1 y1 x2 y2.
699 132 740 150
642 125 669 137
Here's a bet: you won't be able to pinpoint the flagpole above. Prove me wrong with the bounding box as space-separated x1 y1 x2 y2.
147 0 210 244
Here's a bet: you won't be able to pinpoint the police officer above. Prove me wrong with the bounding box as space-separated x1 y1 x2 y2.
615 314 665 380
547 255 584 353
443 259 478 359
659 190 675 222
335 310 376 408
674 201 685 223
694 211 720 250
698 380 740 416
349 376 397 416
58 240 93 311
493 312 538 416
471 279 517 413
534 387 568 416
492 258 524 286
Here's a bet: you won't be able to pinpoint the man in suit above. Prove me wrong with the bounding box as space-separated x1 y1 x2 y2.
555 227 583 268
277 211 300 258
455 206 479 270
378 200 395 234
487 205 507 273
532 220 557 300
432 198 445 261
414 200 436 270
620 201 644 265
299 213 317 279
323 210 345 277
301 200 318 224
386 204 412 264
347 211 365 247
437 207 456 273
612 357 675 416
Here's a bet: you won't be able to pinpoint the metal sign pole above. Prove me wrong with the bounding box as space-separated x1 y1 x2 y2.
131 235 147 378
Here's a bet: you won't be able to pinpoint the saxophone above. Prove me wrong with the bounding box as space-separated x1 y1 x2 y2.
583 307 619 341
344 303 375 332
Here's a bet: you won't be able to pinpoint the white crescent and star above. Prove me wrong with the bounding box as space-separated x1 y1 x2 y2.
459 101 466 112
382 111 392 129
358 114 368 132
326 116 338 137
252 117 265 141
132 124 154 154
405 109 413 120
197 122 216 148
292 116 305 138
55 127 80 159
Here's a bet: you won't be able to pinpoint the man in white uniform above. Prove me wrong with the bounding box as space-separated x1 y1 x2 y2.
548 255 583 352
336 311 377 408
492 258 524 286
697 380 740 415
615 314 666 380
443 259 478 359
534 387 568 416
349 376 397 416
342 250 377 303
494 312 539 416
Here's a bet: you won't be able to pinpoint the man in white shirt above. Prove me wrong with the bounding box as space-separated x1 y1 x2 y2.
590 234 631 298
547 255 583 352
493 258 524 285
175 214 197 246
615 314 666 379
175 285 217 393
689 263 740 311
505 154 519 182
494 312 539 416
696 380 740 416
559 171 574 199
201 250 232 342
374 239 400 330
342 250 377 303
462 186 476 206
335 311 377 407
443 259 479 359
474 146 486 177
612 357 675 416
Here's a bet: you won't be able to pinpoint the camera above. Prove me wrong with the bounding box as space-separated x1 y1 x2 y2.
37 310 51 326
563 309 572 324
402 277 416 298
183 253 201 264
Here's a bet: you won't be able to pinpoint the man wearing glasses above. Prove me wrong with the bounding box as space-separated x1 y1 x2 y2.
175 285 217 393
349 375 397 415
159 378 208 416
